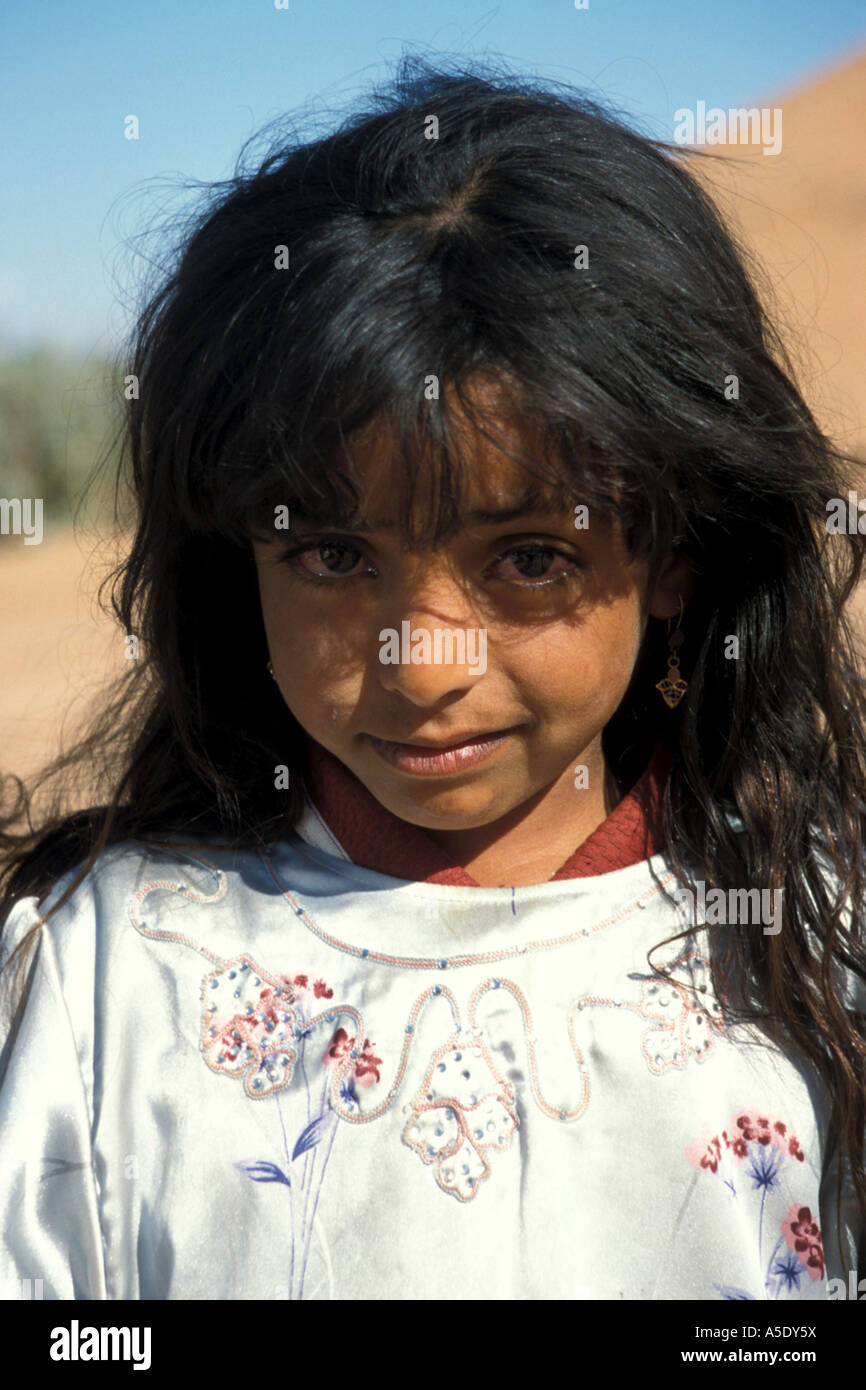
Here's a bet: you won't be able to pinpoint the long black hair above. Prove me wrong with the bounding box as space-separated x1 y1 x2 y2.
2 53 865 1244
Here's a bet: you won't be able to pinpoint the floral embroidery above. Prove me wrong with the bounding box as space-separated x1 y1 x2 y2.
322 1027 383 1087
131 870 588 1249
201 958 343 1100
781 1204 825 1281
631 948 726 1074
687 1110 820 1300
402 1036 518 1202
687 1111 805 1174
202 957 384 1300
576 944 726 1076
200 958 309 1098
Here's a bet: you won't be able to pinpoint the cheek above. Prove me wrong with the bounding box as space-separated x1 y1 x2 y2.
524 605 642 719
259 582 366 708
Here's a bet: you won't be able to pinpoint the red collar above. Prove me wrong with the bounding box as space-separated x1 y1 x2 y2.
302 739 669 885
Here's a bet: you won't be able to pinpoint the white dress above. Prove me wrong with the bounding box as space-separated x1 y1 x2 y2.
0 797 861 1300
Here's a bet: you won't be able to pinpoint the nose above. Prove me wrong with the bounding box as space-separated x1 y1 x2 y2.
375 558 489 703
376 612 488 704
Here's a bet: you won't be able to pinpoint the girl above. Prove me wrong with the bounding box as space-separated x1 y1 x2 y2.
1 56 865 1302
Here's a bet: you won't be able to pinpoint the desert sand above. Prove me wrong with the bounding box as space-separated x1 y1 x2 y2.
0 528 127 788
690 46 866 459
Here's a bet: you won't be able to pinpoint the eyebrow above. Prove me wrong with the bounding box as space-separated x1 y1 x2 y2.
290 491 571 532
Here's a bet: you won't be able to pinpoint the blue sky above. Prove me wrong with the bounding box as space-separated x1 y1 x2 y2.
3 0 865 354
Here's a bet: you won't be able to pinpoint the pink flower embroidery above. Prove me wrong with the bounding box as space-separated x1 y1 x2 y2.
322 1027 383 1089
687 1110 818 1299
634 948 725 1074
201 958 334 1098
288 974 334 999
686 1110 806 1174
781 1204 825 1281
402 1037 518 1202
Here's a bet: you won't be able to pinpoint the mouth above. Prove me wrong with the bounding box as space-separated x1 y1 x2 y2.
365 726 522 777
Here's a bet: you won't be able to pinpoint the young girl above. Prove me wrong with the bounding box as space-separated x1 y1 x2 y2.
1 56 865 1303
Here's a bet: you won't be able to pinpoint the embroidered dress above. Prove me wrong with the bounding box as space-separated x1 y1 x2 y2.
0 747 861 1300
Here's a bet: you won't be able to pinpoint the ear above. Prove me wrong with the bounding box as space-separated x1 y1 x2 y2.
648 552 695 621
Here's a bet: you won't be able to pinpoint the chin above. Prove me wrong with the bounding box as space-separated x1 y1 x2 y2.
382 783 513 831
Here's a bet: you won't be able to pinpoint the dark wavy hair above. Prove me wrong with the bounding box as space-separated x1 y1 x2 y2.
2 55 866 1253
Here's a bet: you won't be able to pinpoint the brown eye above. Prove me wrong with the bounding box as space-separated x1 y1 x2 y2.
490 545 579 586
302 543 364 577
279 540 375 582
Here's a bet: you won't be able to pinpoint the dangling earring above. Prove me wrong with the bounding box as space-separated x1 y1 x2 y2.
266 659 276 681
655 597 687 708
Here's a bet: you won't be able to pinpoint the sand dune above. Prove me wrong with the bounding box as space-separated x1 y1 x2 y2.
691 46 866 458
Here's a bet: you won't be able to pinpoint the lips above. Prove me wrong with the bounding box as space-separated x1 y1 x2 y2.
365 726 520 777
375 730 512 751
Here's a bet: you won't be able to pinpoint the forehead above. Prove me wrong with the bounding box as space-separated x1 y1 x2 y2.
294 379 576 535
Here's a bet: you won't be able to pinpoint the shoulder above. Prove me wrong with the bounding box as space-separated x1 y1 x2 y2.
0 837 283 1062
1 837 270 982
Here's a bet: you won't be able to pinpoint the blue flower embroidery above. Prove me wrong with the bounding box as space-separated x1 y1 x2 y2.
746 1144 782 1193
770 1250 804 1294
205 957 383 1299
688 1110 820 1301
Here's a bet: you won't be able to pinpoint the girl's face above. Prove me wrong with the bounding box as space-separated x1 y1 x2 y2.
251 398 690 840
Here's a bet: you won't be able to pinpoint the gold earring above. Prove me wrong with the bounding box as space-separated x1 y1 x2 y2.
266 660 276 681
655 597 687 708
